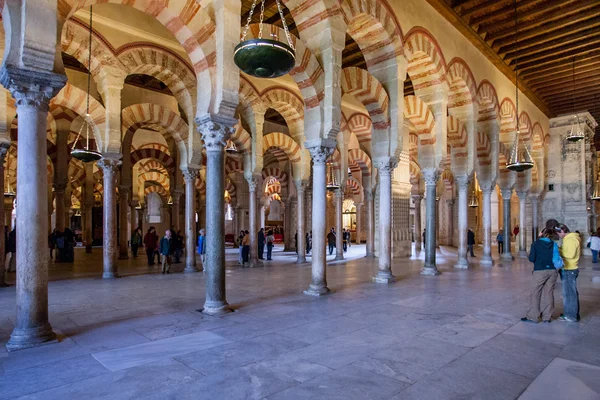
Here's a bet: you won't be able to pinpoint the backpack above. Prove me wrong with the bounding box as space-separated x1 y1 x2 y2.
552 242 564 269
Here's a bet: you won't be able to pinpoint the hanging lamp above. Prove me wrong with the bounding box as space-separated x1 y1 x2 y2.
592 178 600 201
4 170 15 198
234 0 296 78
566 57 585 142
167 195 173 205
326 160 340 191
70 5 102 163
506 0 534 172
224 139 238 153
468 188 479 208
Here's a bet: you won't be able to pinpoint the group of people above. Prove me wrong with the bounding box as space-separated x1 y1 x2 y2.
326 228 352 255
496 225 522 254
140 227 206 274
237 228 276 264
523 219 581 324
48 228 77 262
294 231 313 255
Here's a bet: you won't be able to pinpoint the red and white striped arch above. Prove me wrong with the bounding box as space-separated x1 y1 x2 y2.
345 177 362 196
261 87 305 132
404 95 435 147
231 123 252 153
138 171 170 193
130 148 175 174
518 112 533 144
499 98 517 136
262 167 289 187
144 184 169 203
263 133 302 164
476 80 500 122
476 130 492 167
347 113 372 145
348 148 372 177
446 58 477 113
447 116 468 152
239 77 266 117
225 156 243 175
404 28 447 94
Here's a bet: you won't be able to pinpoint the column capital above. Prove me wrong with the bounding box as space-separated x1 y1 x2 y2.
97 158 121 174
500 188 513 200
411 194 423 202
0 67 66 110
479 181 496 195
455 175 471 191
182 168 199 183
374 158 398 175
246 175 262 192
294 179 308 194
196 114 236 152
516 190 529 200
334 189 343 199
306 139 335 165
421 168 441 187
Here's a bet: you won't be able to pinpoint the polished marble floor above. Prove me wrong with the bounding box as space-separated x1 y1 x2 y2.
1 244 599 399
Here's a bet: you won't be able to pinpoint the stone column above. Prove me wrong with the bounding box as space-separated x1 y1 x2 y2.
295 180 307 263
304 145 333 296
183 169 199 272
98 158 120 278
171 190 182 232
446 199 454 247
0 144 8 287
421 169 441 275
365 189 375 257
412 195 422 252
118 185 129 260
355 203 362 244
334 189 344 260
373 159 396 283
53 184 66 232
199 117 234 315
246 176 263 268
480 184 494 267
455 176 470 269
2 68 66 351
84 162 94 253
501 188 514 260
517 191 528 258
530 195 539 242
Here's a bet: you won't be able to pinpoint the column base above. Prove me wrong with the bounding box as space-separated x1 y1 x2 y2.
518 250 528 259
245 260 264 268
480 256 494 267
184 265 198 273
501 253 515 261
372 271 395 283
118 254 129 260
335 254 344 261
420 265 441 276
6 324 57 352
201 301 233 316
454 258 470 269
296 256 307 264
303 284 331 297
365 252 376 258
102 271 118 279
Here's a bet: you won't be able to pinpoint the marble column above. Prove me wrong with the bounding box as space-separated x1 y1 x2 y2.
3 68 66 351
517 191 528 258
0 144 8 287
355 203 362 244
455 176 470 269
183 169 198 272
118 185 129 260
436 198 440 249
98 158 120 278
412 195 422 252
304 145 333 296
480 185 494 267
365 189 375 257
421 169 441 275
530 195 539 242
171 190 182 232
84 162 94 253
199 116 234 315
373 159 395 283
334 189 344 260
446 199 454 247
53 185 66 232
295 180 307 263
501 188 514 261
246 176 263 268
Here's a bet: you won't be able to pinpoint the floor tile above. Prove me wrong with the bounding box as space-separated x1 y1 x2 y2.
558 332 600 367
421 315 507 347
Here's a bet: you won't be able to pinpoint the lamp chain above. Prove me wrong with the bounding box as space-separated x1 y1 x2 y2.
275 0 295 51
259 0 265 39
241 0 259 41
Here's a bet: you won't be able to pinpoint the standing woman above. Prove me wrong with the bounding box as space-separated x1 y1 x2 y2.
130 228 142 258
590 233 600 263
557 224 581 322
238 230 245 265
197 228 206 265
266 230 275 260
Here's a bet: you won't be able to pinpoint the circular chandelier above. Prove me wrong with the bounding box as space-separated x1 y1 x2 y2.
326 160 340 191
71 6 101 163
225 139 238 153
234 0 296 79
4 170 15 198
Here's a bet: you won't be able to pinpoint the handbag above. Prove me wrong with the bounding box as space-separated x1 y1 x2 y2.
552 242 564 269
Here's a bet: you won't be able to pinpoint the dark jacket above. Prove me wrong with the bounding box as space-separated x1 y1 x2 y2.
467 230 475 245
144 232 158 249
528 238 555 271
7 229 16 253
327 232 336 245
159 237 173 255
258 230 265 246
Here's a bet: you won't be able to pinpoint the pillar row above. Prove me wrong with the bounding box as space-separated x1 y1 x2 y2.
334 189 344 261
118 185 130 260
246 176 263 268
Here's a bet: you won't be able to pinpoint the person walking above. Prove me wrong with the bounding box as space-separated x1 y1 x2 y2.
48 229 57 261
266 230 275 260
513 224 520 243
521 227 560 323
197 228 206 265
7 227 15 272
497 229 504 254
238 230 245 265
589 232 600 263
557 224 581 322
143 227 159 265
467 227 476 257
327 228 336 256
159 229 174 274
342 229 348 253
294 231 298 254
130 228 142 258
422 229 426 248
257 228 265 260
242 230 250 264
305 231 311 254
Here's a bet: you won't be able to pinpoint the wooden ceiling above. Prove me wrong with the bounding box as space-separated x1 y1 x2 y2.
427 0 600 143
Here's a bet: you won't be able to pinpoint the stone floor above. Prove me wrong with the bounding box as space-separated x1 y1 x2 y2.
1 244 599 399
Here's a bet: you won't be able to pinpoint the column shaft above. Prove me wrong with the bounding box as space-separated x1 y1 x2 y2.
99 159 120 278
365 190 375 257
501 189 513 260
531 196 539 243
413 195 422 253
335 189 344 260
446 200 454 247
183 172 198 272
305 146 331 296
480 188 494 266
517 191 528 258
421 169 441 275
296 182 306 263
118 186 129 259
373 161 395 282
0 150 8 287
355 204 362 244
455 177 470 269
54 189 65 232
247 178 263 268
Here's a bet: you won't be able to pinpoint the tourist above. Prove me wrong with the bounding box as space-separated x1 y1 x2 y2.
242 230 250 264
589 232 600 263
173 230 183 264
513 224 520 242
238 230 245 265
294 231 298 254
130 228 142 258
197 228 206 264
266 230 275 260
342 229 348 252
143 227 159 265
557 223 581 322
258 228 265 260
467 227 476 257
159 230 174 274
305 231 311 254
48 229 57 260
327 228 336 255
63 228 76 262
521 226 560 323
497 229 504 254
423 229 426 247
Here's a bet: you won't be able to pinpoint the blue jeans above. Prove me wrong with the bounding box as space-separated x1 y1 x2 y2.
561 269 580 320
592 249 598 263
267 244 273 260
328 243 334 255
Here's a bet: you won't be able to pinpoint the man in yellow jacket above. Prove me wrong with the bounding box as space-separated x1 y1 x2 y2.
557 224 580 322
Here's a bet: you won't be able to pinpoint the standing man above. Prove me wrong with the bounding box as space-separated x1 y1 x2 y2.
159 229 174 274
143 227 158 265
327 228 336 256
257 228 265 260
497 229 504 255
467 227 476 257
342 229 348 253
557 224 581 322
